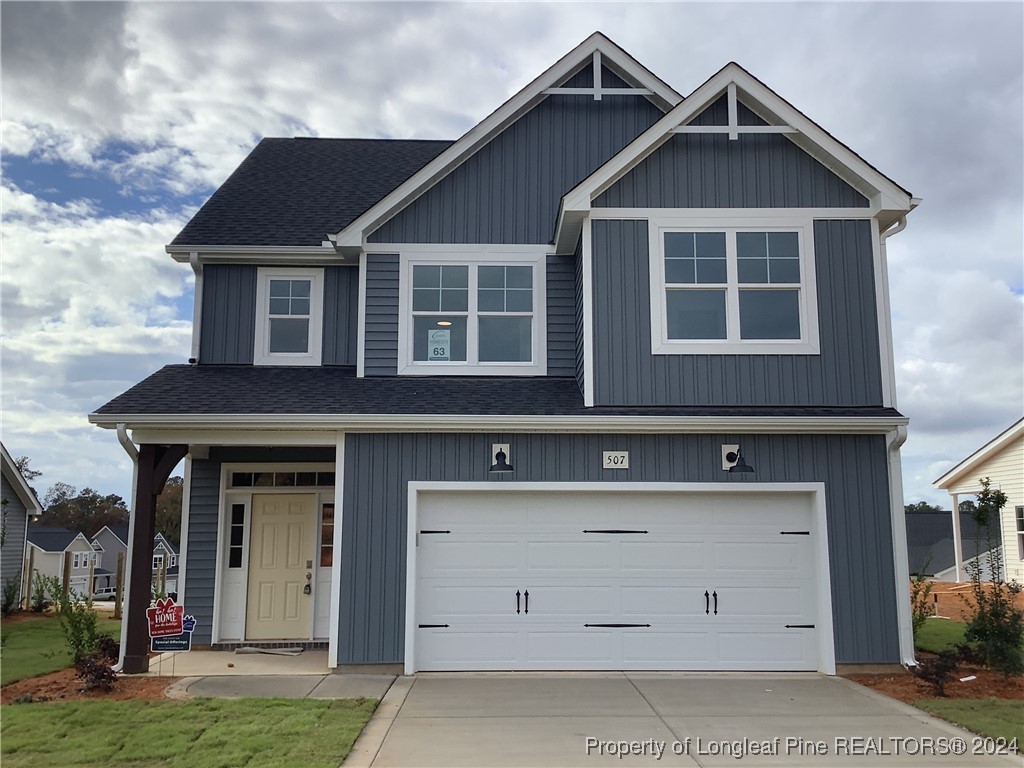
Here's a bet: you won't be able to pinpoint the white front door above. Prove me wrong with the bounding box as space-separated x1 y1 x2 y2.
414 490 821 671
246 494 315 640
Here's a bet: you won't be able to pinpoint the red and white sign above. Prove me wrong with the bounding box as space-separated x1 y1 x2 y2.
146 597 184 638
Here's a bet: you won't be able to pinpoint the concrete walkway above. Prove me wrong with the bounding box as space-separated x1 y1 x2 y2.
344 672 1020 767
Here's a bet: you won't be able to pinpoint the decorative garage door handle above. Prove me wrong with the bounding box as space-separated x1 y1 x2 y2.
524 590 529 614
713 590 718 615
516 590 521 614
704 590 710 615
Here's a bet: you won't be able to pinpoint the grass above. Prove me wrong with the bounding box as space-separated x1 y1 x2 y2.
1 613 122 685
915 698 1023 745
0 697 377 768
915 618 966 654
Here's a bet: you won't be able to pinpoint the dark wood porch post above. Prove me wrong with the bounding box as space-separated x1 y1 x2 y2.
123 443 188 674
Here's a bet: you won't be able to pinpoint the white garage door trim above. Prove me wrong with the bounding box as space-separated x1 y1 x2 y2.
404 482 835 675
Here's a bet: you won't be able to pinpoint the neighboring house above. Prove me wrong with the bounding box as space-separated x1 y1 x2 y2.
25 527 98 595
934 418 1024 583
90 34 918 675
1 444 42 600
905 509 1000 582
91 525 180 595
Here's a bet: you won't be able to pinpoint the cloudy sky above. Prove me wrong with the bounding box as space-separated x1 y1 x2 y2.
1 1 1021 508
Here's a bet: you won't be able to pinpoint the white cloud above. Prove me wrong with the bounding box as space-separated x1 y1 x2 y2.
0 2 1021 507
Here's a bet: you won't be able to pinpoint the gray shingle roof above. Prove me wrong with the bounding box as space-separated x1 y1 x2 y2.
94 365 906 420
171 138 453 247
27 526 83 552
905 510 994 575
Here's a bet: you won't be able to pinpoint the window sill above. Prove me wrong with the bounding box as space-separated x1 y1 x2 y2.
253 354 322 367
651 339 821 356
398 363 548 376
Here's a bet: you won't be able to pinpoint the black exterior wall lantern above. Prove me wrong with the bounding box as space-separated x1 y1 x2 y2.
722 444 755 473
489 443 515 474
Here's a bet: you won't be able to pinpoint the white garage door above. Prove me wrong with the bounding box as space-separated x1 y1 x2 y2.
413 490 823 672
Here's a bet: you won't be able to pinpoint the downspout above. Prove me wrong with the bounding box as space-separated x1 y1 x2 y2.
113 423 139 672
189 252 203 365
878 214 908 406
887 425 915 667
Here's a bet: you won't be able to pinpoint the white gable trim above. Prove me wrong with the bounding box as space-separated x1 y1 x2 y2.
332 33 681 254
554 63 914 254
934 418 1024 489
1 443 43 515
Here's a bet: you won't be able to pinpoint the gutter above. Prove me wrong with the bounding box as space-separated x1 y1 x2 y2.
112 423 139 672
189 253 202 365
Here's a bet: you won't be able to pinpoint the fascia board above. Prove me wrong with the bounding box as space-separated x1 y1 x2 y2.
0 443 43 515
167 246 351 264
92 412 908 436
934 419 1024 489
334 35 681 250
559 63 913 220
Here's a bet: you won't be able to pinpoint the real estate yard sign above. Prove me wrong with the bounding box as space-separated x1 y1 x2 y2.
147 597 197 652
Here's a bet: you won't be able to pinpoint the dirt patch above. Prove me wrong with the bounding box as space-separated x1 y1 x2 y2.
917 581 1024 623
1 668 179 704
846 664 1024 704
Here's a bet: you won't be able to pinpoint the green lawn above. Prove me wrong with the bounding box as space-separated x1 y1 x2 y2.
915 618 966 654
1 698 377 768
1 613 122 684
916 698 1023 745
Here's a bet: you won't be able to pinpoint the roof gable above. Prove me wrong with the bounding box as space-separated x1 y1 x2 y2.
27 526 89 552
333 32 682 253
1 443 43 516
934 418 1024 489
554 62 915 253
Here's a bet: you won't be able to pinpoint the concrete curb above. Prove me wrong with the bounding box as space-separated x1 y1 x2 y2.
163 676 200 700
342 675 414 768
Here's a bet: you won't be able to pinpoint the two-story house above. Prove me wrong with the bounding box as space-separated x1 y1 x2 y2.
1 443 42 602
91 34 917 675
25 527 97 595
91 525 180 596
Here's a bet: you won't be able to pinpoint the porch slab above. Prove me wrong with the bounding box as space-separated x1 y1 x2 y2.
144 649 329 677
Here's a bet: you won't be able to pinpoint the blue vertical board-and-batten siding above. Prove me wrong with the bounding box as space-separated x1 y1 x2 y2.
591 219 882 406
339 432 898 667
182 447 336 645
200 264 358 366
368 94 664 244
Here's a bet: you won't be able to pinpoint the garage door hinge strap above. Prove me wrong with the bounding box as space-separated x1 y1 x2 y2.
784 624 815 629
582 529 649 534
779 531 810 535
584 623 651 628
419 530 451 534
418 624 450 628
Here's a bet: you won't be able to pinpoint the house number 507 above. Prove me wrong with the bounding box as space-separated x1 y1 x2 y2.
602 451 630 469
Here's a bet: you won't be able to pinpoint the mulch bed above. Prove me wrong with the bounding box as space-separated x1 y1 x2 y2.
846 663 1024 704
1 668 179 704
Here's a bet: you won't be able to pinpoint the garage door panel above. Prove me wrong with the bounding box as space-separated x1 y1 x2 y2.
415 490 821 672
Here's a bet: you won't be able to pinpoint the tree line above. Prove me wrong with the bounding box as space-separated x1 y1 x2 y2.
14 457 183 545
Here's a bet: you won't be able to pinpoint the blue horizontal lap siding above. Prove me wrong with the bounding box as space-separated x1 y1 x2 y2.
369 94 664 244
545 255 576 376
364 254 400 376
0 474 28 587
340 432 898 667
591 219 882 406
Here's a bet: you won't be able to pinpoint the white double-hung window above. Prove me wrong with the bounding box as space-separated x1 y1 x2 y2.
254 267 324 365
399 250 547 375
649 217 819 355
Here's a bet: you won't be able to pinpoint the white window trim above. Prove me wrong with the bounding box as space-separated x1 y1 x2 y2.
397 250 548 376
254 267 324 366
648 216 820 355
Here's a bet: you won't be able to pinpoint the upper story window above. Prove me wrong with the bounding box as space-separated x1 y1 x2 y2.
398 251 547 375
649 217 820 355
153 553 165 570
254 267 324 366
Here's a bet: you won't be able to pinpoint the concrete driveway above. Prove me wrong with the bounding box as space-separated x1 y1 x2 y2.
346 672 1019 767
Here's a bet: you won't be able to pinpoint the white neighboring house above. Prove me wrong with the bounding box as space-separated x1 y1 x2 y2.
934 418 1024 583
25 527 98 596
1 444 43 600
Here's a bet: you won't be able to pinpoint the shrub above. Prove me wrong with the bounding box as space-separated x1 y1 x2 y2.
95 633 120 662
962 479 1024 678
2 576 20 617
52 589 100 664
910 568 934 641
911 649 963 696
75 653 118 692
30 574 58 612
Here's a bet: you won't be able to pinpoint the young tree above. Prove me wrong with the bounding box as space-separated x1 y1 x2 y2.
963 478 1023 678
39 484 129 537
904 500 945 514
155 476 184 546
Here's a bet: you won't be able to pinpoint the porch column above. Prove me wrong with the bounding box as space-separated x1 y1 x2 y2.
123 443 188 674
951 492 964 583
